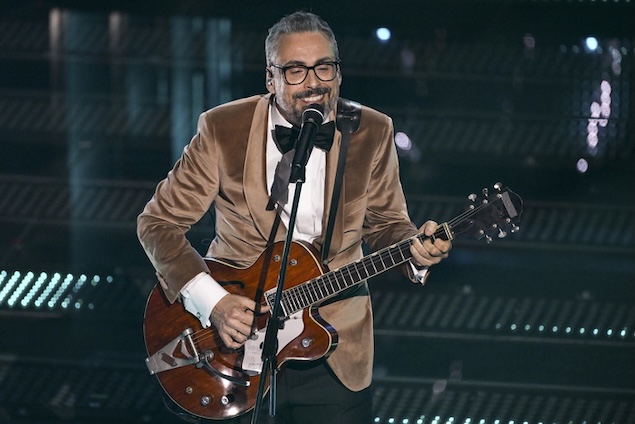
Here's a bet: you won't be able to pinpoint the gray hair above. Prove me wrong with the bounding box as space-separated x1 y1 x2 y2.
265 11 340 66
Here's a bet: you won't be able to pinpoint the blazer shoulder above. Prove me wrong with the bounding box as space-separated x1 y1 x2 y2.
203 94 268 120
358 103 392 129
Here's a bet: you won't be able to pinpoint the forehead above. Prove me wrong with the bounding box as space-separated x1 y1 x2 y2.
275 31 336 64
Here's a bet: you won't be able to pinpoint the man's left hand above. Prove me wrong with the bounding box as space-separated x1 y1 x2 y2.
409 220 452 268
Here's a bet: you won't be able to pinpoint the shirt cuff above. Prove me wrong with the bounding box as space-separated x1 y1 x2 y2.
180 272 229 327
409 261 430 285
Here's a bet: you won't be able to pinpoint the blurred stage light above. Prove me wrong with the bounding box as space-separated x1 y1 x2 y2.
576 158 589 173
585 36 599 52
376 27 391 42
394 131 412 150
0 269 109 311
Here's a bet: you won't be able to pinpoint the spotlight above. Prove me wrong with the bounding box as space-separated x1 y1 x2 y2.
376 27 391 42
585 36 599 52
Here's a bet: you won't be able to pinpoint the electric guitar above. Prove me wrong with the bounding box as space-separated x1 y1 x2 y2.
143 183 523 420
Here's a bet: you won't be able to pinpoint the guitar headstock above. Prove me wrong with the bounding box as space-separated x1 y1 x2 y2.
449 182 523 243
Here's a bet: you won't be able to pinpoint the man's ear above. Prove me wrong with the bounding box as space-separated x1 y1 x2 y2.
265 69 275 93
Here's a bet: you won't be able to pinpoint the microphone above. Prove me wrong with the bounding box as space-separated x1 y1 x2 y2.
289 103 324 183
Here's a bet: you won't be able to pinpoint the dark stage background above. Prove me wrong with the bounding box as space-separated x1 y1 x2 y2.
0 1 633 423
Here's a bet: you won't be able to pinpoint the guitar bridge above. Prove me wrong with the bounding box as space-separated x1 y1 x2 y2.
146 327 251 387
146 327 199 375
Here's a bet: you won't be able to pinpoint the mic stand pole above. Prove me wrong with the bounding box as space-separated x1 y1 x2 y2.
251 167 307 424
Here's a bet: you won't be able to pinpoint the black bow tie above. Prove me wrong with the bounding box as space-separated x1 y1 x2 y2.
273 121 336 154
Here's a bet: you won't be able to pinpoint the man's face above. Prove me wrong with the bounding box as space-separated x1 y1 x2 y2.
267 31 341 126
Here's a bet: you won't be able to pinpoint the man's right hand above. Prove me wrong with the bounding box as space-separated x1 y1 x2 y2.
210 294 270 349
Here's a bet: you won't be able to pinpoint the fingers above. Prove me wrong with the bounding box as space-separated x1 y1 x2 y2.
410 221 452 267
211 294 269 349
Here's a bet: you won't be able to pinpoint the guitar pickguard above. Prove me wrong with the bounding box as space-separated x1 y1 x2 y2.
242 311 304 375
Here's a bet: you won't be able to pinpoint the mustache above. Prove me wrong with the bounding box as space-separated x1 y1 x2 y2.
293 86 331 100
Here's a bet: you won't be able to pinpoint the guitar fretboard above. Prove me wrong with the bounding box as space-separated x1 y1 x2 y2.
279 229 446 316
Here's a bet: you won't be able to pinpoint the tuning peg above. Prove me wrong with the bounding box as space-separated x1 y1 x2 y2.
498 228 507 238
468 193 477 202
511 224 520 233
494 182 503 191
485 235 493 244
482 188 489 198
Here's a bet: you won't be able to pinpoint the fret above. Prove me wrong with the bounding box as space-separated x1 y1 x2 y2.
300 282 314 308
351 262 364 282
322 275 335 297
370 253 382 274
378 252 388 271
377 251 387 271
298 283 311 309
279 296 290 317
287 290 300 312
335 268 344 293
384 249 397 267
323 272 336 296
342 266 354 287
337 268 348 292
368 254 379 274
333 271 341 290
322 272 337 296
357 260 371 280
397 242 408 262
314 279 325 304
349 266 359 285
297 286 307 311
311 278 322 302
301 283 312 310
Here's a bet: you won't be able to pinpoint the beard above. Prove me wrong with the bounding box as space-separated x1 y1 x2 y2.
276 85 339 126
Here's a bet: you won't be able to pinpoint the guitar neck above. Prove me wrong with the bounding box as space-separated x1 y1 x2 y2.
276 186 523 317
279 225 450 316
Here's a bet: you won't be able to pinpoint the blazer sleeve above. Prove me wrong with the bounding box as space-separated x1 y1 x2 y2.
361 114 419 251
137 113 219 303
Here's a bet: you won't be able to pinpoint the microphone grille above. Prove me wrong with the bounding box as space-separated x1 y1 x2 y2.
303 103 325 123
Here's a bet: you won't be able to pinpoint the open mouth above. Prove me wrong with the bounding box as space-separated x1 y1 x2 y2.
300 93 324 104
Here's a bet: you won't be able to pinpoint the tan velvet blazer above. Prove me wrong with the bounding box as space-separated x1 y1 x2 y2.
137 94 419 391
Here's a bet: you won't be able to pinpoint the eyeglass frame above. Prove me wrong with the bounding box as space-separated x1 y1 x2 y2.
268 61 341 85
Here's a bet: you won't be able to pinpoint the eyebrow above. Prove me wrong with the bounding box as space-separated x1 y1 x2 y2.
279 57 336 67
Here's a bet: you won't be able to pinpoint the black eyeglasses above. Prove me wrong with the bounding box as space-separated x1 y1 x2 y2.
270 61 340 85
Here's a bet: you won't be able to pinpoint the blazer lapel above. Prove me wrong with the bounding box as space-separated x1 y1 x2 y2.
243 94 282 243
321 120 345 263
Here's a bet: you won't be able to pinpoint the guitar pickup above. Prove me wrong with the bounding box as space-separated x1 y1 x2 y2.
145 327 199 375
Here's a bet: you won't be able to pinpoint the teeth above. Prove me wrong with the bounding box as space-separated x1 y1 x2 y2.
303 95 323 102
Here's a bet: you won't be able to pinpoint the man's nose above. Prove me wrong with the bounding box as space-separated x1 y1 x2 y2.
304 68 321 87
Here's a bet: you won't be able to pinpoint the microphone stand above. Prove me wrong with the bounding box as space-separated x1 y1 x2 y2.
251 149 309 423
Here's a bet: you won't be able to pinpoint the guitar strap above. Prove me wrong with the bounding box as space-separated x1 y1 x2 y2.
321 98 361 266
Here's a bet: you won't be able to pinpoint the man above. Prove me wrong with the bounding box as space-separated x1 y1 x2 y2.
138 11 451 424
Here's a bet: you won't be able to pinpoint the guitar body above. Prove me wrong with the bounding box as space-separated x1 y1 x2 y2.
143 241 337 420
